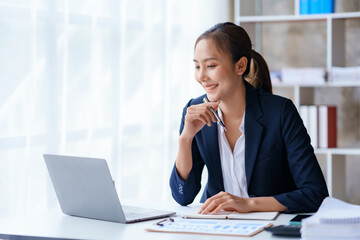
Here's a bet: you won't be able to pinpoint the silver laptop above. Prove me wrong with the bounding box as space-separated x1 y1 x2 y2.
43 154 175 223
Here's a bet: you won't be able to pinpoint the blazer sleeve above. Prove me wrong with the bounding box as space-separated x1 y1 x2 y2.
273 100 329 213
169 99 205 206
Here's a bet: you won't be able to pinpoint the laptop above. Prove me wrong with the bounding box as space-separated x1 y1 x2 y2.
43 154 175 223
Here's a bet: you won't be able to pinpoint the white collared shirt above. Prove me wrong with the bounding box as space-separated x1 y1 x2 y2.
217 108 249 198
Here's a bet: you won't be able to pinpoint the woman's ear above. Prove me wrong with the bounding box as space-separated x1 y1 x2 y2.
235 56 248 75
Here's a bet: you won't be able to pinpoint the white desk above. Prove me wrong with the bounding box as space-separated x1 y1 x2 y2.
0 203 299 240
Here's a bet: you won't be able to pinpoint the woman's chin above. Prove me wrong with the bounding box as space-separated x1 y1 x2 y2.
206 94 219 102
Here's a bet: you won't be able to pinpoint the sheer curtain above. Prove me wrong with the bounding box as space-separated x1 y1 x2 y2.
0 0 230 218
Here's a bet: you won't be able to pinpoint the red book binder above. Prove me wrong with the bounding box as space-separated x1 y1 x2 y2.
318 105 337 148
327 106 337 148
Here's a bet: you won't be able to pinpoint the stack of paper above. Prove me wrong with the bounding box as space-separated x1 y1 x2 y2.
331 66 360 82
281 68 326 85
301 197 360 239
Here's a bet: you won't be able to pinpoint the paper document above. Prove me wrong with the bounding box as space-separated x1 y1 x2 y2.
303 197 360 224
146 217 272 237
302 197 360 239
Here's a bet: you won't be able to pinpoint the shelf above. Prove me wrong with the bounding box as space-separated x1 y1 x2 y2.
272 81 360 88
330 11 360 20
315 148 360 155
235 0 360 202
236 11 360 23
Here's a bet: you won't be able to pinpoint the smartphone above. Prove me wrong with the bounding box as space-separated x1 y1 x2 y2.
289 214 312 225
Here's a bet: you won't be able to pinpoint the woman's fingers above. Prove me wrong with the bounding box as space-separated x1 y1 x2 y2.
211 202 227 215
211 198 237 215
204 108 216 125
198 191 226 214
186 103 219 126
198 103 219 124
182 101 221 138
199 192 250 215
203 102 220 123
198 192 218 213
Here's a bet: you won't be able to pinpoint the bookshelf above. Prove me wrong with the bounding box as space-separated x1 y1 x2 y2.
234 0 360 201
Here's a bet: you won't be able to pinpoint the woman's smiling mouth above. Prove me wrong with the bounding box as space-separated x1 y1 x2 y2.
203 84 218 92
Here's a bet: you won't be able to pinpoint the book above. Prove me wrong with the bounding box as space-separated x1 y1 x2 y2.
302 197 360 239
318 105 337 148
303 0 334 14
308 105 318 148
300 0 311 15
320 0 334 13
300 105 310 134
182 210 279 221
310 0 321 14
146 218 273 237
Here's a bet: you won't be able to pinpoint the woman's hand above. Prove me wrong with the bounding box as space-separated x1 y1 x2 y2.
175 101 220 181
198 192 288 214
181 101 220 139
198 191 253 215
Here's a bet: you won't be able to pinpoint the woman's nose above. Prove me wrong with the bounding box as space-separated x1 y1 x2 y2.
198 68 208 82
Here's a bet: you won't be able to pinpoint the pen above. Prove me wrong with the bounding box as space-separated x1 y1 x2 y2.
156 217 174 226
203 97 227 131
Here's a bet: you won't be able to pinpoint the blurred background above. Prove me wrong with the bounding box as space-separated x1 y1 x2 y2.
0 0 232 218
0 0 359 219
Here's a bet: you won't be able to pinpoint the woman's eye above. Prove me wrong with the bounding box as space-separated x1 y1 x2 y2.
207 65 216 68
194 66 200 69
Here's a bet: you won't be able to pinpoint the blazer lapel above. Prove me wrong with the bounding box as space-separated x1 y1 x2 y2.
201 123 224 190
244 81 264 188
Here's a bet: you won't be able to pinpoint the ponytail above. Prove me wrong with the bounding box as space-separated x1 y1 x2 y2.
246 50 273 94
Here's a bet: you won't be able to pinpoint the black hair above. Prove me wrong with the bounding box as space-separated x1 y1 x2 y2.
195 22 252 76
195 22 272 93
247 49 273 94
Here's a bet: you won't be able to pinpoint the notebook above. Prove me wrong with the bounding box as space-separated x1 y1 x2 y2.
182 207 279 220
43 154 175 223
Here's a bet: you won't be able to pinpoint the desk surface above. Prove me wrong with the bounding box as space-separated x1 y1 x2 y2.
0 202 299 240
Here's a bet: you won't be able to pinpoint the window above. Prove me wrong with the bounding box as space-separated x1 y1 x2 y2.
0 0 230 217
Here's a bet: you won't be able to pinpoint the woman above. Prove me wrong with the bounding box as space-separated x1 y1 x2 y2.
169 22 328 214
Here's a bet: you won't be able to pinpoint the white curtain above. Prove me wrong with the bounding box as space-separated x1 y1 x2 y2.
0 0 230 218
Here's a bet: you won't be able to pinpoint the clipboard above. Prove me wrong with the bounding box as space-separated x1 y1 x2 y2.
145 218 273 237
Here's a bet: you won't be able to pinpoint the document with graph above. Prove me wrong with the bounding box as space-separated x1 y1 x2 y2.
146 218 272 237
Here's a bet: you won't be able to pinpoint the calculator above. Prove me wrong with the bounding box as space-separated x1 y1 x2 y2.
264 225 301 237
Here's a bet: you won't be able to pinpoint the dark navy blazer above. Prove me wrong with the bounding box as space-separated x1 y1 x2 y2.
170 81 328 213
